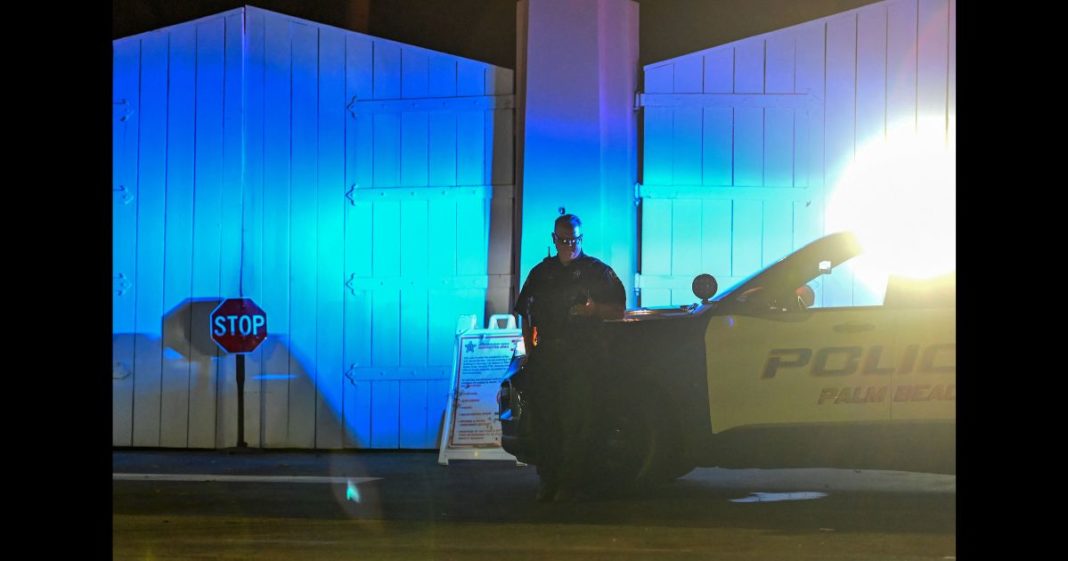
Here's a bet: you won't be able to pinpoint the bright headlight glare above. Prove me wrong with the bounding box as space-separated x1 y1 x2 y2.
826 117 955 283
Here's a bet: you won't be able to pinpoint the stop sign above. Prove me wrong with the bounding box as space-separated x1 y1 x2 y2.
210 298 268 353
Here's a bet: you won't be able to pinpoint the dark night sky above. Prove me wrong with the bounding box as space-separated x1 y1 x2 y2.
113 0 883 68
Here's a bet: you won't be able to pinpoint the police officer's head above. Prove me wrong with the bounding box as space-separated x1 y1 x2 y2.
552 214 583 264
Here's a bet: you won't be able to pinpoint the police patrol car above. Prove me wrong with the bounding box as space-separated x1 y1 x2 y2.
498 231 955 486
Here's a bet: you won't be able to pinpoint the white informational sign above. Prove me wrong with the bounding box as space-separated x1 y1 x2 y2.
438 314 524 465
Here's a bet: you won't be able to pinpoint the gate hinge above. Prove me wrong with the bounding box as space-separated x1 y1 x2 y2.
344 273 357 296
114 273 132 296
114 184 135 205
114 99 135 122
112 361 132 380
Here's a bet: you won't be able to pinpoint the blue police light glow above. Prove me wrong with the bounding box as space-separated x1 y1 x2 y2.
518 111 635 306
114 13 511 449
531 116 607 247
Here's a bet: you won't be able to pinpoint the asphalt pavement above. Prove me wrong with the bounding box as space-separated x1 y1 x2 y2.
113 449 956 560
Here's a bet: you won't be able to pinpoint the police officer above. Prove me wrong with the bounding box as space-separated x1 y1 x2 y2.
513 213 626 502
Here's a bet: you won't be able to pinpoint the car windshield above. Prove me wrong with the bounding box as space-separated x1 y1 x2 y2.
715 231 863 306
712 231 955 311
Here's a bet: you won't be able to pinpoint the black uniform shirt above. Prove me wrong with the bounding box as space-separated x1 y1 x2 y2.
513 254 626 342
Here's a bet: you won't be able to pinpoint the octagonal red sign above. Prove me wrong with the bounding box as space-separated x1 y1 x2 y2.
210 298 268 354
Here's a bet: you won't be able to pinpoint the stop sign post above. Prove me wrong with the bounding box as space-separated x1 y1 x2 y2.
211 298 268 450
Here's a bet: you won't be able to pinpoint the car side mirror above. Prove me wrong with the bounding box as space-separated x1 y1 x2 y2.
692 274 718 304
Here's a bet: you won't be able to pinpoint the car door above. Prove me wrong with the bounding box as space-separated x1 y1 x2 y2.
889 305 956 421
704 303 896 434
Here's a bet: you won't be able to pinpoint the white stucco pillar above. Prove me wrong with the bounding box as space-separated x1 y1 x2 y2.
515 0 639 306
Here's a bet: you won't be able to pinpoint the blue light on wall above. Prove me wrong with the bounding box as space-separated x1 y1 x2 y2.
113 7 512 450
637 0 954 309
516 0 639 308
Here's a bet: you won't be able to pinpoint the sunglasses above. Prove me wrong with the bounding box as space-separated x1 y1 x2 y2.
553 233 583 247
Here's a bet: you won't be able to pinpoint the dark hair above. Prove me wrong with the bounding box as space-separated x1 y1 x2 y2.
554 214 582 230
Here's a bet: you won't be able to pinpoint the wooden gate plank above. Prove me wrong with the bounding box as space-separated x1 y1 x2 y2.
857 4 889 149
643 63 673 185
284 21 320 449
315 25 347 449
947 0 955 146
426 378 450 449
428 54 458 97
732 200 763 277
399 380 429 449
733 38 765 187
131 31 168 447
112 38 140 447
373 112 401 188
823 13 859 307
427 199 459 366
260 13 294 447
794 20 827 191
700 200 732 280
702 49 733 94
642 198 672 277
372 289 402 381
159 25 197 449
188 18 227 448
372 200 402 370
401 48 430 188
762 201 794 266
702 108 732 187
342 33 375 448
401 200 430 370
371 380 401 448
216 13 248 448
672 56 703 187
917 0 950 140
887 0 918 141
240 8 267 448
765 33 796 188
670 201 703 305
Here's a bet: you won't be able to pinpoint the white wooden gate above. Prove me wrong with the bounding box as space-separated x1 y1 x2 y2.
637 0 954 307
113 7 515 449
